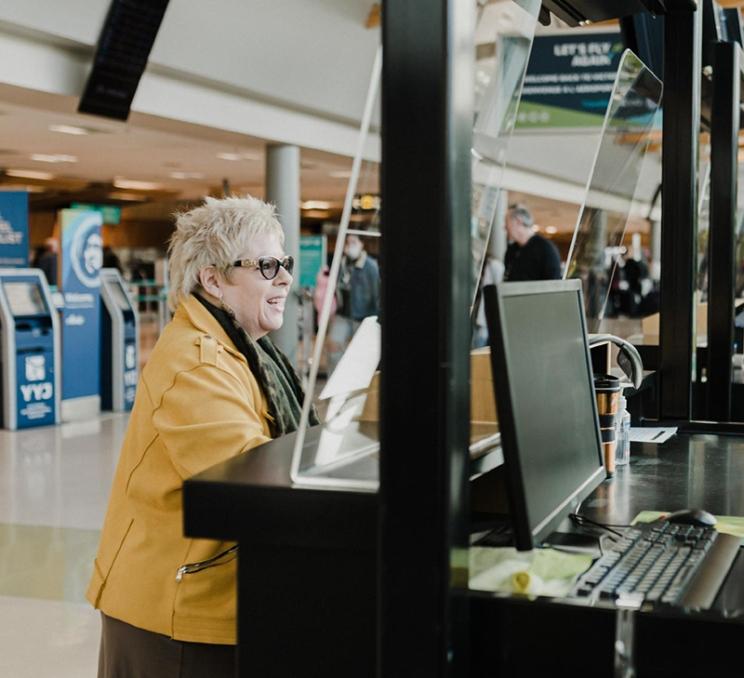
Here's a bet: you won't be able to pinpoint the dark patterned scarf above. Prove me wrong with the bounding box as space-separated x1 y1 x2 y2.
195 294 319 437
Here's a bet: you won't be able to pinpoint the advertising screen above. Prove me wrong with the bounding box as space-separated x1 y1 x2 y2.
3 281 47 316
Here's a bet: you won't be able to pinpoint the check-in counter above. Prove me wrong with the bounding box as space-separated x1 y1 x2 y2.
184 431 744 678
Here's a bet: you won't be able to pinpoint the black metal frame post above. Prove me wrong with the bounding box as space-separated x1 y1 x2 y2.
659 1 702 420
707 41 741 421
380 2 474 676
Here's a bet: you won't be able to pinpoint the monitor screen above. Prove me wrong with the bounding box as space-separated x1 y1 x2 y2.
107 280 131 311
3 281 48 316
722 8 744 47
483 279 605 550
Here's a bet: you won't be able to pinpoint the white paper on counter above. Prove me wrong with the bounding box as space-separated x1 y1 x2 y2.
628 427 677 444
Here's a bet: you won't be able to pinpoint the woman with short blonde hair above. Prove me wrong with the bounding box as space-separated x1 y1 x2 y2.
88 195 317 677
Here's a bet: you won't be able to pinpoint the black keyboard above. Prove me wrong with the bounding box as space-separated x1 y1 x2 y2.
569 520 741 608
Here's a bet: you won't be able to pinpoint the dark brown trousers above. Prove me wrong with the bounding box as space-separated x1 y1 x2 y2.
98 613 236 678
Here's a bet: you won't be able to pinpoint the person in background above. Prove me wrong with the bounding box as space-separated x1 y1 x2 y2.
102 245 123 272
87 196 318 677
503 204 561 282
32 237 59 286
327 234 379 373
313 264 337 324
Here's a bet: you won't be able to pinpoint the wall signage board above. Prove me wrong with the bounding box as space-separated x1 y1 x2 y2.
0 192 29 267
299 235 327 288
516 32 624 129
60 209 103 401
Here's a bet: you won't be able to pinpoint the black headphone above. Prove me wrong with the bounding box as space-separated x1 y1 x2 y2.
588 334 644 390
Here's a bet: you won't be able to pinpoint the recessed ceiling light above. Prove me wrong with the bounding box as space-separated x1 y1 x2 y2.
301 200 332 210
170 171 205 180
5 169 54 180
1 184 45 193
545 226 558 235
217 151 260 161
30 153 78 163
108 191 143 201
113 178 162 191
48 124 90 136
329 170 352 179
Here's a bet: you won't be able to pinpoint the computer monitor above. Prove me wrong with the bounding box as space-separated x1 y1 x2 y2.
483 279 606 551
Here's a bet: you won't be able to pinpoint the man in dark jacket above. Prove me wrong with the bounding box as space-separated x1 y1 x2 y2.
503 204 561 281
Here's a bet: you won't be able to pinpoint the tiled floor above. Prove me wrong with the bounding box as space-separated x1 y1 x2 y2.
0 413 128 678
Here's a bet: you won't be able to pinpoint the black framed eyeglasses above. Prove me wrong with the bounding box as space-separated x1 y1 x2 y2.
233 255 294 280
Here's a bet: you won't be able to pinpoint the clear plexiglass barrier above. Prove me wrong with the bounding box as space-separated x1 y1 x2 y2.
472 0 542 309
291 3 541 490
564 50 663 334
290 44 383 491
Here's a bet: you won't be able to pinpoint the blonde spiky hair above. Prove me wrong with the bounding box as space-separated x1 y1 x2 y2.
167 195 284 311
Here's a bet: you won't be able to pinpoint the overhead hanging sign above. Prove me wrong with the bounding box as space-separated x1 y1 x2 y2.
71 203 121 224
60 209 103 402
516 32 624 129
0 192 29 267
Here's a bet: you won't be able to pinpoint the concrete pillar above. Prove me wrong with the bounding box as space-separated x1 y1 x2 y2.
266 144 300 364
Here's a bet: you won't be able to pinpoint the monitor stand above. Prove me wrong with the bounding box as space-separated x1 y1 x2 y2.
541 531 601 558
470 512 515 548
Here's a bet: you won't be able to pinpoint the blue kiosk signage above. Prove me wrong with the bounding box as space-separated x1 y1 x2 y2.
0 269 60 429
60 209 103 419
0 192 29 268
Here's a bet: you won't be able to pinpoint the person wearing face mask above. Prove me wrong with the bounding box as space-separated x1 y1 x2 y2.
87 196 318 677
327 233 380 374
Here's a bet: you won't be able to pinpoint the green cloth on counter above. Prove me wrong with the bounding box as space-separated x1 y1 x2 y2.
633 510 744 538
469 546 592 597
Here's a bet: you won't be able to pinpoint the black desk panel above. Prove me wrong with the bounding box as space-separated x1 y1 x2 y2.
184 431 744 677
184 428 377 677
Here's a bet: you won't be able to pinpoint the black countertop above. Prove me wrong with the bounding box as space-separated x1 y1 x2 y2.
584 433 744 524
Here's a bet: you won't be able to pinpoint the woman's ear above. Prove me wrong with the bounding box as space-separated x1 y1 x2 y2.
198 266 223 300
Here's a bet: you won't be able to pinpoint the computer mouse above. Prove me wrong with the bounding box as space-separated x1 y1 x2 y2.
664 508 717 528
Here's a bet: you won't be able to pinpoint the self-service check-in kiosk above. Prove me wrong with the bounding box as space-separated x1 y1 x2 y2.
0 268 61 429
100 268 138 411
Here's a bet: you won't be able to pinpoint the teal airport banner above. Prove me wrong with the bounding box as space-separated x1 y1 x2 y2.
299 235 327 288
516 32 624 129
0 192 29 267
60 209 103 401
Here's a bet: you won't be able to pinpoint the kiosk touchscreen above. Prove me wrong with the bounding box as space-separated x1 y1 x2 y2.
0 269 61 429
99 268 138 411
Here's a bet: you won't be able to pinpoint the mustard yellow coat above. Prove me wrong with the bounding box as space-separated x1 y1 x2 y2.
86 294 272 644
